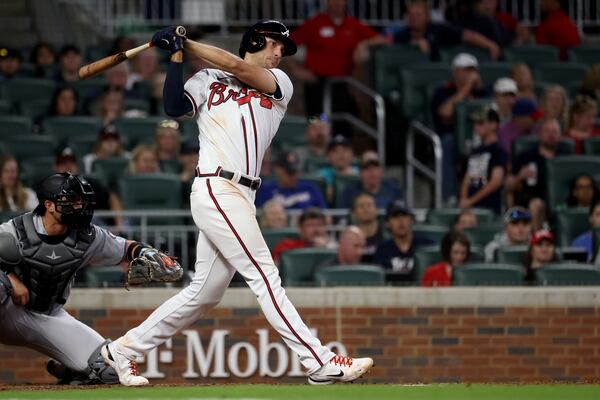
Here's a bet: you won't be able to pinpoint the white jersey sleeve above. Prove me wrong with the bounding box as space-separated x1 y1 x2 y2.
265 68 293 108
83 225 127 266
184 69 211 117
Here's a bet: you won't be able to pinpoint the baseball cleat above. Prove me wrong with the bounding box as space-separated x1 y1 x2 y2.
101 342 149 386
307 355 374 385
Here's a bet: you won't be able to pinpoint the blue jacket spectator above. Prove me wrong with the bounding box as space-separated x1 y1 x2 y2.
571 199 600 262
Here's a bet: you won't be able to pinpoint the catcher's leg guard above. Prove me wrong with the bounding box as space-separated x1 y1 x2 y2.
88 339 119 384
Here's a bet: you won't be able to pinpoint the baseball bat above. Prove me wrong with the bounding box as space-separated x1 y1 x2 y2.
78 26 187 80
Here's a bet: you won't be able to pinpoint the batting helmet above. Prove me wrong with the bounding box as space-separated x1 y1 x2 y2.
239 20 297 58
34 172 96 229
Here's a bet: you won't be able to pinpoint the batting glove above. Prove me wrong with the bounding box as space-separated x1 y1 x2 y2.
151 26 185 54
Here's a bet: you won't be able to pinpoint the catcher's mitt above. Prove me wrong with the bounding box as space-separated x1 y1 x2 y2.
126 248 183 289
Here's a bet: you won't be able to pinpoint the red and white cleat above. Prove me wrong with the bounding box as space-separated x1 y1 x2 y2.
308 355 374 385
101 342 149 386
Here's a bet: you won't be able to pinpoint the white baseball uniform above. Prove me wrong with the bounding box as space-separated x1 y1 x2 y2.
117 67 335 374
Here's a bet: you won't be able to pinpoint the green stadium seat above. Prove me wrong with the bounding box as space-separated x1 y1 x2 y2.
20 99 50 120
504 45 559 68
534 62 588 87
119 173 182 224
546 156 600 210
535 263 600 286
0 211 20 223
453 263 524 286
314 265 385 287
72 78 106 105
0 99 11 115
3 135 57 162
582 137 600 155
20 157 55 188
279 248 337 286
567 46 600 65
68 135 98 159
85 266 124 288
415 245 485 284
333 174 360 208
43 116 102 146
454 99 492 155
427 207 496 227
440 45 493 64
303 155 329 174
180 119 199 137
271 116 308 150
412 224 449 244
512 136 575 158
479 62 514 87
555 208 589 247
262 227 299 251
496 245 528 265
3 78 56 105
124 98 151 113
464 224 503 247
0 116 32 137
92 158 131 192
401 63 451 119
114 117 164 147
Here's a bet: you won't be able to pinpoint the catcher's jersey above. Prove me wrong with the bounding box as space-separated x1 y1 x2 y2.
184 67 293 198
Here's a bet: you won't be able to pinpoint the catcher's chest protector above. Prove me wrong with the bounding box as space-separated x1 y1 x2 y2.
12 212 95 314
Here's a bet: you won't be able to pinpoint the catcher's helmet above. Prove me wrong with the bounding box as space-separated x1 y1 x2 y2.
239 20 297 58
34 172 96 229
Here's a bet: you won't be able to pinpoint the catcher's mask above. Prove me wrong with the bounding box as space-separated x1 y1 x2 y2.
239 20 297 58
34 172 96 229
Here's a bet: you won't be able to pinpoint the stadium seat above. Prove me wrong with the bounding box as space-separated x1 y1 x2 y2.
303 155 329 173
479 62 514 88
114 117 164 147
504 45 559 68
427 208 496 227
414 245 442 283
68 135 99 159
20 99 50 120
3 78 56 106
512 136 575 158
453 99 492 155
412 224 449 244
582 137 600 155
545 156 600 210
43 116 102 146
180 119 200 137
93 158 131 192
440 45 493 64
271 116 308 150
555 208 589 247
333 174 360 208
314 265 385 287
0 116 32 137
124 98 151 113
85 266 124 288
401 63 451 120
262 227 299 251
119 173 182 224
464 224 503 247
20 157 55 188
0 99 11 115
279 248 337 286
3 135 57 162
496 245 528 265
535 263 600 286
567 45 600 65
453 263 524 286
534 62 588 87
72 78 106 106
0 211 20 223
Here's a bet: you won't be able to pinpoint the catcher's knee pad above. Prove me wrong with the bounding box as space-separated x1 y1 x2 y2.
88 339 119 384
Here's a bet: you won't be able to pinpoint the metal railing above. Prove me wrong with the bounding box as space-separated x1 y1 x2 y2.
405 121 442 210
323 77 386 166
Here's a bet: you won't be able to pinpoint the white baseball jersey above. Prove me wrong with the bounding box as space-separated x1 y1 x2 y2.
184 68 293 201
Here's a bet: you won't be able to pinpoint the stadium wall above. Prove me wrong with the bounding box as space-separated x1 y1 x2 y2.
1 287 599 384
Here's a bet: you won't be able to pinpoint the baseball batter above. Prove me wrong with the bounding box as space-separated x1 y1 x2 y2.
102 22 373 386
0 173 180 384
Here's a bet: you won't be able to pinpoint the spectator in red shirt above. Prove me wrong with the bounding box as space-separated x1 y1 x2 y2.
288 0 388 120
536 0 580 60
566 95 600 154
271 207 330 263
421 230 471 287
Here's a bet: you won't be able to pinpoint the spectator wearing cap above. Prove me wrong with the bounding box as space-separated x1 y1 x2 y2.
271 207 330 263
492 78 517 123
179 137 199 208
393 0 500 61
525 230 557 281
497 98 543 157
82 125 130 174
317 226 366 269
506 118 565 230
459 106 507 215
540 85 568 128
296 114 331 173
374 200 435 283
0 155 37 212
510 63 535 100
154 119 181 173
565 95 600 154
55 45 82 84
484 206 532 262
316 135 358 203
255 151 327 210
571 199 600 262
421 230 471 287
341 151 403 209
350 192 385 263
53 147 124 227
0 47 22 80
536 0 580 60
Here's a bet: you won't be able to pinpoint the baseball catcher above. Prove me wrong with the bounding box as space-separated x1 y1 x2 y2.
0 172 182 384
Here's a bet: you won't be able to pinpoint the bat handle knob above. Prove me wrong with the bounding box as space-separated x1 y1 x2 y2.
175 26 187 38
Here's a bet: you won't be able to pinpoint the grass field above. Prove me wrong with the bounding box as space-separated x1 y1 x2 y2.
1 384 599 400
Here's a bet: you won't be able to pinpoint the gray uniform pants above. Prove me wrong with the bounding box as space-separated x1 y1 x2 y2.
0 300 104 372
